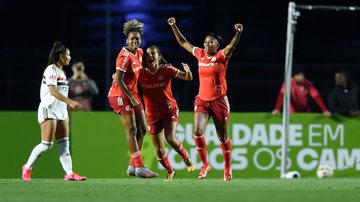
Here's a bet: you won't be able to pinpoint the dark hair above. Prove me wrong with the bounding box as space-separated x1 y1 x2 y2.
47 41 68 65
71 57 85 66
145 45 168 66
206 32 223 45
292 65 304 76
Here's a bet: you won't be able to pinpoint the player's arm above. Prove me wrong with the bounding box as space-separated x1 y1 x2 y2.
176 63 193 81
223 23 243 58
309 85 331 116
167 17 194 53
114 69 139 106
48 85 82 110
272 83 285 116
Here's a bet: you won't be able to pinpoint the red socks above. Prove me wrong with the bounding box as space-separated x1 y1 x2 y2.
157 153 173 173
173 143 189 160
131 151 144 168
220 138 232 169
194 134 209 166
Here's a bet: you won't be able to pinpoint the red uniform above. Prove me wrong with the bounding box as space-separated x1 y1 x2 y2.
108 47 144 114
139 64 180 134
192 47 230 124
274 78 328 113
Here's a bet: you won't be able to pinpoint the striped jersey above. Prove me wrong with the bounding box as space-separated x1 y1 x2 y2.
40 64 69 109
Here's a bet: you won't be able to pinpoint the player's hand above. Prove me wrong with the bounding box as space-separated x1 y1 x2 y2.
234 23 243 32
181 63 190 72
323 110 332 117
69 100 82 110
80 72 88 80
168 17 176 26
112 73 116 81
272 109 280 116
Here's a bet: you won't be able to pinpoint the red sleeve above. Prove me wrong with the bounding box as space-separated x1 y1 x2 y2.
167 64 179 78
274 83 285 110
308 83 328 112
116 51 130 72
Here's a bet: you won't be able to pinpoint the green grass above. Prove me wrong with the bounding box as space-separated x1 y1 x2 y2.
1 178 359 202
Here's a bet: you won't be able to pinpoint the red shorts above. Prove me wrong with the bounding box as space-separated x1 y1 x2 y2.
194 95 230 124
147 107 179 135
108 95 144 115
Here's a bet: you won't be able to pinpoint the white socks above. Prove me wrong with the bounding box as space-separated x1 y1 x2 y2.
57 137 73 175
25 141 53 169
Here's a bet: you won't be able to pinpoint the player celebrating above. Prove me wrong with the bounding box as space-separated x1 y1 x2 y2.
168 17 243 181
108 19 158 178
139 45 195 181
21 41 86 181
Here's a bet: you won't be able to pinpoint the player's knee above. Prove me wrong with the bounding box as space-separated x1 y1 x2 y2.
127 126 137 136
194 128 205 136
137 125 146 136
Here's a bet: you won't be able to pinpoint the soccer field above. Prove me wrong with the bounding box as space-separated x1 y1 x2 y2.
0 178 359 202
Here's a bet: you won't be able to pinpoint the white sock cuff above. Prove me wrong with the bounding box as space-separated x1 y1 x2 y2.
41 141 53 147
57 137 69 144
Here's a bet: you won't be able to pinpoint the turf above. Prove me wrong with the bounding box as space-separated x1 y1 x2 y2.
0 178 359 202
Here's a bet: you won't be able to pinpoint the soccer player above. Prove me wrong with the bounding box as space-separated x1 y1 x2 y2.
21 41 86 181
139 45 195 182
107 19 158 178
272 68 331 116
168 17 243 181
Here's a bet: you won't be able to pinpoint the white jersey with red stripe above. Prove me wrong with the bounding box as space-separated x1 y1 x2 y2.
38 64 69 123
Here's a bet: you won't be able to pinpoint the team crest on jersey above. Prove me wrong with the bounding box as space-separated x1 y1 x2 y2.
211 57 216 62
125 105 131 111
300 87 305 92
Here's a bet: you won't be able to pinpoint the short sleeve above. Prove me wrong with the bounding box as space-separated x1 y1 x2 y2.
44 66 58 86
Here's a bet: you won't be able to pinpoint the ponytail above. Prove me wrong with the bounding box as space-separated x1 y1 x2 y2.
47 41 68 65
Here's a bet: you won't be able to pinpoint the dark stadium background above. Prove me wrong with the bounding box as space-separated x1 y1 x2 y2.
1 0 359 112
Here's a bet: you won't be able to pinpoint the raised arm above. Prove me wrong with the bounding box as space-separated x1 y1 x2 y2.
176 63 193 81
167 17 194 54
223 23 243 58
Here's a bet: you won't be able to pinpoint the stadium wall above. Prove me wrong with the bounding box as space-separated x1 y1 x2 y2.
1 111 359 179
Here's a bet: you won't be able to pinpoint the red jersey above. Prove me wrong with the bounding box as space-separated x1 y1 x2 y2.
108 47 143 97
193 47 230 101
274 78 328 112
139 64 179 120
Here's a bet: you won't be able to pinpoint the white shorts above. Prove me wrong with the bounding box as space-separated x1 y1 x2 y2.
37 102 68 124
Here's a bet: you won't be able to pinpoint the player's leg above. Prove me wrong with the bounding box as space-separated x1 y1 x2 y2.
134 109 146 150
194 111 211 179
163 119 194 173
120 114 157 178
55 119 86 181
22 119 56 181
212 96 232 181
150 128 174 181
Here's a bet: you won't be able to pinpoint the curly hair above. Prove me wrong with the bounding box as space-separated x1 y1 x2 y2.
123 19 144 36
